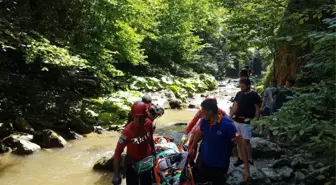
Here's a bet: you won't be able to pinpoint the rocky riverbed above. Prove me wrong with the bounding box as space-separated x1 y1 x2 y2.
0 78 334 185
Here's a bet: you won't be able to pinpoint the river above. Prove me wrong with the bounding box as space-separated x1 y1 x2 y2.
0 79 239 185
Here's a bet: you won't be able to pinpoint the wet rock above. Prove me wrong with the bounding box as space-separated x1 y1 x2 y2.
41 129 67 148
2 136 41 155
93 126 106 134
0 122 13 139
108 125 122 131
272 158 291 168
168 98 182 109
0 143 10 154
59 129 83 140
294 171 305 183
69 117 92 134
93 154 126 172
15 139 41 155
188 103 197 109
226 165 271 185
200 94 205 97
14 117 34 133
251 137 283 159
9 132 34 141
173 122 187 126
261 166 293 182
163 89 175 99
69 131 83 140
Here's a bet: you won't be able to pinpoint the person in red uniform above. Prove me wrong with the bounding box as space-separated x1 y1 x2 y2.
181 96 226 161
112 102 155 185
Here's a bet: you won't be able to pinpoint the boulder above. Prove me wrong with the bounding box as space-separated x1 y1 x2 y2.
2 133 34 148
93 126 106 134
15 139 41 155
226 165 271 185
0 122 13 139
164 89 175 99
272 158 291 168
2 136 40 155
294 171 305 183
68 131 83 140
291 156 310 169
0 143 10 154
13 117 34 133
251 137 283 159
168 99 182 109
188 103 197 109
93 154 127 172
261 166 293 182
40 129 67 148
69 117 92 134
108 125 122 131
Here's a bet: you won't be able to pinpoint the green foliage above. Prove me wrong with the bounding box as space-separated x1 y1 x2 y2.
127 74 218 101
255 14 336 162
82 91 141 126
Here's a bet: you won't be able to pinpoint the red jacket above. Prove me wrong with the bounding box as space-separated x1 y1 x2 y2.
114 119 154 162
184 108 226 134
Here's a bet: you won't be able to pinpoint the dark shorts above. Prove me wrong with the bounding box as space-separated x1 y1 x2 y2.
193 159 228 185
125 164 152 185
262 107 272 116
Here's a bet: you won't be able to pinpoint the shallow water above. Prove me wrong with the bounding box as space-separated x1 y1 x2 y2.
0 79 239 185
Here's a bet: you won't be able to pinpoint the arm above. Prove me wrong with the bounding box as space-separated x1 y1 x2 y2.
254 93 262 120
230 102 238 118
184 110 202 134
230 92 240 118
113 132 129 176
261 97 266 111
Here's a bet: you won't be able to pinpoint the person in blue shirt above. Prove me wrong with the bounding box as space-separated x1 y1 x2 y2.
190 99 250 185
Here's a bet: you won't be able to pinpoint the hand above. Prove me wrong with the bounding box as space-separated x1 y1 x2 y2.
112 174 121 185
243 169 249 182
181 134 188 144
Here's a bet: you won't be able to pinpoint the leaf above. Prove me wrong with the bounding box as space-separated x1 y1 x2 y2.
316 175 325 180
299 130 304 136
291 135 297 141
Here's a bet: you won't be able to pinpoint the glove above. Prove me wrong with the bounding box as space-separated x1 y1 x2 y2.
181 134 188 144
112 174 121 185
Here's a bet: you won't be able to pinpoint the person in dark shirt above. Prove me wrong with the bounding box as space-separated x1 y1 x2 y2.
190 99 249 185
273 79 295 112
230 77 261 166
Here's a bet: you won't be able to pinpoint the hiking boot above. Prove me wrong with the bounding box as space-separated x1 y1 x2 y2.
234 158 244 167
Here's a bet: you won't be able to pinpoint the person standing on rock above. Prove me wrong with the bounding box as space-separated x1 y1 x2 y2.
181 96 226 161
112 102 155 185
230 77 261 166
190 99 250 184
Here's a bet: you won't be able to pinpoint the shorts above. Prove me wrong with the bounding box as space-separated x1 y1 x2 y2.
234 122 252 140
262 107 272 116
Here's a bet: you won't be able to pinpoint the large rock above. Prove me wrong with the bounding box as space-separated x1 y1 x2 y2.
226 165 271 185
40 129 67 148
69 117 92 134
0 122 13 139
0 143 10 154
251 137 283 158
163 89 175 99
291 156 313 170
261 166 293 182
13 117 35 133
168 98 182 109
272 158 291 168
294 171 306 183
2 136 40 155
93 126 106 134
93 154 127 172
1 133 34 147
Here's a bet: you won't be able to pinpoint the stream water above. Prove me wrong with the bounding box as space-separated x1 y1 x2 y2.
0 79 239 185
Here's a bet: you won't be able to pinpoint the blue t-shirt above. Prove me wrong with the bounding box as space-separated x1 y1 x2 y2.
200 116 237 169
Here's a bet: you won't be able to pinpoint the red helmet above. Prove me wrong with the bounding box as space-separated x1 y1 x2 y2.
131 102 148 117
205 95 217 103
